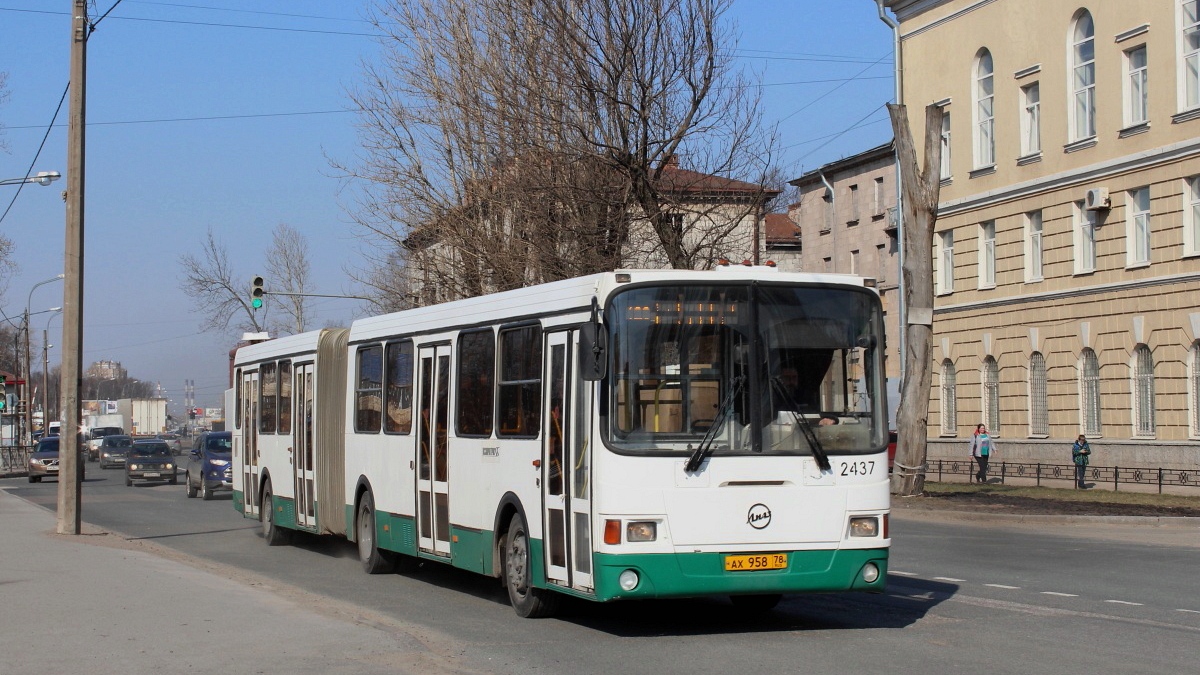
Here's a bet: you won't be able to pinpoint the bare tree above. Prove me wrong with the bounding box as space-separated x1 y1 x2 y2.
178 228 265 335
888 103 944 498
339 0 779 303
265 224 312 335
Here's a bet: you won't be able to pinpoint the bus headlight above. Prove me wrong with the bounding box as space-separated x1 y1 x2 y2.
849 517 879 537
619 570 640 591
626 521 657 542
862 563 880 583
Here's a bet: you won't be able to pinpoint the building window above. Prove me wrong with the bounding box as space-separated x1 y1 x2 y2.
1132 344 1156 436
822 189 834 233
983 356 1000 435
1020 82 1041 156
1024 210 1043 282
1071 11 1097 141
1190 341 1200 437
1073 201 1096 274
848 184 860 224
937 230 954 294
1080 348 1101 436
1182 0 1200 110
876 243 888 284
873 176 885 215
979 220 996 288
1124 45 1149 127
940 112 952 179
850 249 859 275
1127 187 1151 266
1030 352 1048 436
1185 177 1200 256
823 256 832 273
974 49 995 168
941 359 957 435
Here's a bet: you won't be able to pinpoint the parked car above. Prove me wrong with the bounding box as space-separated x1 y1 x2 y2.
124 440 177 486
98 435 135 469
86 426 125 461
186 431 233 500
27 436 86 483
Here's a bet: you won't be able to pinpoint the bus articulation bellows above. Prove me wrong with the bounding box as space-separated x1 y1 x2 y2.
229 267 890 617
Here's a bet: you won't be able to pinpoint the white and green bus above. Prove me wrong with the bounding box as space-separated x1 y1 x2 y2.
230 267 890 616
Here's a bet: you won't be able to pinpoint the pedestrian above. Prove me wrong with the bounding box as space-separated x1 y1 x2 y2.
1071 434 1091 489
969 424 995 483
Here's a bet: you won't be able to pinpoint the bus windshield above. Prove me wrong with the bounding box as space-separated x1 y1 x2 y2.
605 282 885 458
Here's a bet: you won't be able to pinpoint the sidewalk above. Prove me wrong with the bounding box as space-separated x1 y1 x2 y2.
0 489 475 675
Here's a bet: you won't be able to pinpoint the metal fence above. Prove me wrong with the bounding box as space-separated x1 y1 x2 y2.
932 459 1199 493
0 444 33 476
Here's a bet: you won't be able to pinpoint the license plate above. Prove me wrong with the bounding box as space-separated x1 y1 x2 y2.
724 553 788 571
144 472 160 478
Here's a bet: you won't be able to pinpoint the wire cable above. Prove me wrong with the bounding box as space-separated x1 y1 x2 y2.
0 82 69 228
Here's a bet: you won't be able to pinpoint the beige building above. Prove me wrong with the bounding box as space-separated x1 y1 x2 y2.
786 143 903 411
885 0 1200 469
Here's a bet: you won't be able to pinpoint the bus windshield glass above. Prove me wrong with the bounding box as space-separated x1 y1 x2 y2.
605 283 885 457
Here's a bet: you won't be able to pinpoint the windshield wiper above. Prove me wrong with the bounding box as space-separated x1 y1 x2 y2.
770 377 832 472
684 375 744 473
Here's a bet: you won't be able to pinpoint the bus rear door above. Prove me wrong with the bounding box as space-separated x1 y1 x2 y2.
416 344 452 557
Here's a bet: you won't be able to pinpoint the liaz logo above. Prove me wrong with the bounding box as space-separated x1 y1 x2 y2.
747 503 772 529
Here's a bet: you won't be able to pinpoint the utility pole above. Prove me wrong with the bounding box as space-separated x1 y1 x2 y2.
23 311 32 445
57 0 87 535
43 328 51 428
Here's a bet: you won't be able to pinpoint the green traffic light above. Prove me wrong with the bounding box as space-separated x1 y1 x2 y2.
252 298 263 309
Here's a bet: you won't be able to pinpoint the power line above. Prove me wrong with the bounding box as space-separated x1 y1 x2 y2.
3 108 351 130
0 82 69 228
775 51 893 125
794 103 890 165
123 0 372 23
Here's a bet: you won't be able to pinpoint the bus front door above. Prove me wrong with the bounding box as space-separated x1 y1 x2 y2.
241 370 259 518
543 330 594 591
293 363 315 529
416 344 452 558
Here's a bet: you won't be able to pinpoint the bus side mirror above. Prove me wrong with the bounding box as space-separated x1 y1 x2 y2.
579 321 607 381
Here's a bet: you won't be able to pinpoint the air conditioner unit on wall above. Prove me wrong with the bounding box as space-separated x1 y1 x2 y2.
1085 187 1110 211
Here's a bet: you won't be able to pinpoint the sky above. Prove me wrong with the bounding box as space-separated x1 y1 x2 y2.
0 0 895 413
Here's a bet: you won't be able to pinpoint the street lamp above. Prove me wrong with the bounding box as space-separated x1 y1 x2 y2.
24 274 65 444
2 171 62 187
42 309 63 433
0 171 62 187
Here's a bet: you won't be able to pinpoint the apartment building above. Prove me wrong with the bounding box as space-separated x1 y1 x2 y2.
885 0 1200 468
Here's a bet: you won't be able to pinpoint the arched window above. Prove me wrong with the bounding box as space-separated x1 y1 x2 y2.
1190 341 1200 437
941 359 957 435
983 356 1000 435
1080 348 1101 435
974 49 995 167
1132 344 1156 436
1070 10 1096 140
1029 352 1048 436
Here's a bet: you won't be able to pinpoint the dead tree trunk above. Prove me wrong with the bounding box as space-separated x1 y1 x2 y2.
888 103 944 497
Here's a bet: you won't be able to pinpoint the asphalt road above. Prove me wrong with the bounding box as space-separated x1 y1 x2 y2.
5 468 1198 675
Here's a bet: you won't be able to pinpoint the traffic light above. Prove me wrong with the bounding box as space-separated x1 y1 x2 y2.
0 374 6 410
251 275 264 309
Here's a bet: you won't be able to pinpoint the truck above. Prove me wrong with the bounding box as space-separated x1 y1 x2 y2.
118 398 168 436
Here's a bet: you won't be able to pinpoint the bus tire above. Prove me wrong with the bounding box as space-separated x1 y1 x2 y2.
730 593 783 612
357 492 396 574
261 481 291 546
502 513 560 618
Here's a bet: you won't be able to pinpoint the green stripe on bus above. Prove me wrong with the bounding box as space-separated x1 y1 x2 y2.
233 490 244 513
589 548 888 601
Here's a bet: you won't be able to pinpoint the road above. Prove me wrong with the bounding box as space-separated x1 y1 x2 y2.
4 467 1198 675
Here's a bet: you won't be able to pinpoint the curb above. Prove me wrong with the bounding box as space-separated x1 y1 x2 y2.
891 506 1200 528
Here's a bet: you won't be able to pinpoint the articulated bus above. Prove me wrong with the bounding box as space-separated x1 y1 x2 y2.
230 267 890 616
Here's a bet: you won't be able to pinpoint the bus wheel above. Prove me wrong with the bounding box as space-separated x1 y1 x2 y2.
730 594 783 612
261 481 291 546
502 513 560 618
357 492 396 574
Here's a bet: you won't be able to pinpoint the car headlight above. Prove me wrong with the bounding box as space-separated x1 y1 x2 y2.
30 458 43 466
128 463 139 471
208 459 229 468
164 463 174 470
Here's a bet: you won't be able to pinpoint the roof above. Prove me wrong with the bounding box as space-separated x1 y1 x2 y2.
789 141 895 188
656 162 781 198
763 212 800 243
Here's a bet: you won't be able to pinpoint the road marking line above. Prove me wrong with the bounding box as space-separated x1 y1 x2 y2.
1105 600 1143 606
1177 609 1200 614
889 571 918 576
985 584 1021 589
933 576 965 582
1040 592 1078 597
